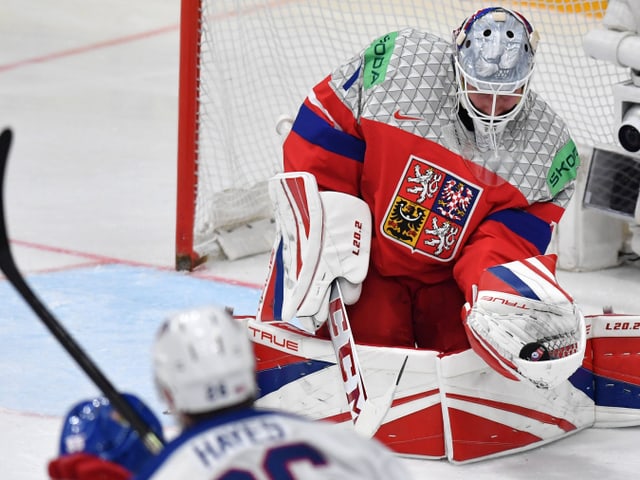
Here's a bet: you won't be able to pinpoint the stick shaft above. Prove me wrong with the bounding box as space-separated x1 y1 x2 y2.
328 280 368 421
0 128 163 454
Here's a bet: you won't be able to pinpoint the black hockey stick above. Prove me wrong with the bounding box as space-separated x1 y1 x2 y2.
0 128 164 454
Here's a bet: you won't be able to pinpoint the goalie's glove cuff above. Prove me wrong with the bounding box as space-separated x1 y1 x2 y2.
462 254 586 389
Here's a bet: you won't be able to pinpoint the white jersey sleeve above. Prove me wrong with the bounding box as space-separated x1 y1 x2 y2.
134 408 412 480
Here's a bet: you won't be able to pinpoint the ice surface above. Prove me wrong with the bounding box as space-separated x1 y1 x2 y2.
1 2 639 479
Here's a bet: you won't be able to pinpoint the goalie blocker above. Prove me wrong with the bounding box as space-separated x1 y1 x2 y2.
257 171 371 332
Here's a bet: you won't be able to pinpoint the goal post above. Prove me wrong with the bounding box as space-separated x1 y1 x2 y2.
175 0 200 271
176 0 631 271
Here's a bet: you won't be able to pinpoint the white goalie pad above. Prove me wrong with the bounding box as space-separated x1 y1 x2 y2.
587 314 640 427
250 318 446 459
438 348 595 464
247 313 640 463
262 172 371 332
248 319 600 463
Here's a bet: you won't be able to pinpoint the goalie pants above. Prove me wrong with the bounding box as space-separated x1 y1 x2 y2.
342 264 470 352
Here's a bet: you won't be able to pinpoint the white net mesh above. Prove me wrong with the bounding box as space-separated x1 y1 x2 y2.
183 0 628 261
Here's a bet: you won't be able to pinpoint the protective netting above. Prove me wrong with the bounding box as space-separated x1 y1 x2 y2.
185 0 628 259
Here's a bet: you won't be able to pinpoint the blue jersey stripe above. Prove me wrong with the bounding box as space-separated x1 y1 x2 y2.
291 103 365 162
343 65 361 90
486 209 552 255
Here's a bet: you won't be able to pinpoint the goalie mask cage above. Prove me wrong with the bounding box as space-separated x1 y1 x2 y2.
176 0 628 271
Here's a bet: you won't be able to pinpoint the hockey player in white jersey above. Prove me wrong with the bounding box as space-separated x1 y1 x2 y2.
48 305 412 480
142 305 411 479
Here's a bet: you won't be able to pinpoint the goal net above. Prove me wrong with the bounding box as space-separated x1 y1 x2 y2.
176 0 629 270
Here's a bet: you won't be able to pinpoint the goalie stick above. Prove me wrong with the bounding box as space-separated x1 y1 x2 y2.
328 280 405 436
0 128 164 455
327 280 369 422
354 354 408 438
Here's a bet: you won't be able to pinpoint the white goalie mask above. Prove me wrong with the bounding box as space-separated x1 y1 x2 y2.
152 305 257 414
453 7 539 143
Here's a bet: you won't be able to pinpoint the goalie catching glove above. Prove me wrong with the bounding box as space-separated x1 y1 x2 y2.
462 254 586 389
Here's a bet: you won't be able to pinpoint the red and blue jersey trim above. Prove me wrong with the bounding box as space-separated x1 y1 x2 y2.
290 104 365 163
486 208 552 255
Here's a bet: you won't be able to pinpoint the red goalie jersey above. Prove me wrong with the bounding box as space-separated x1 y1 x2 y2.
281 28 580 351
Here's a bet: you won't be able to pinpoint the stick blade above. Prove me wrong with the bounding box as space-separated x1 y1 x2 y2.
353 356 408 438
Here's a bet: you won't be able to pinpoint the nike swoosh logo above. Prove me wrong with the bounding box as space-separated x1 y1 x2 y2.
393 110 422 121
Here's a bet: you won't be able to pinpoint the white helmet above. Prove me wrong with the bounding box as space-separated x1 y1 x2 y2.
152 305 257 414
453 7 539 139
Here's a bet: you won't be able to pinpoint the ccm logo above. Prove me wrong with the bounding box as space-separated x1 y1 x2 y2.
352 220 363 255
329 300 365 417
480 295 529 310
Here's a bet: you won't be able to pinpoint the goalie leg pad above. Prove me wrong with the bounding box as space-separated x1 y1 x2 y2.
439 348 595 464
250 318 447 459
586 314 640 427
